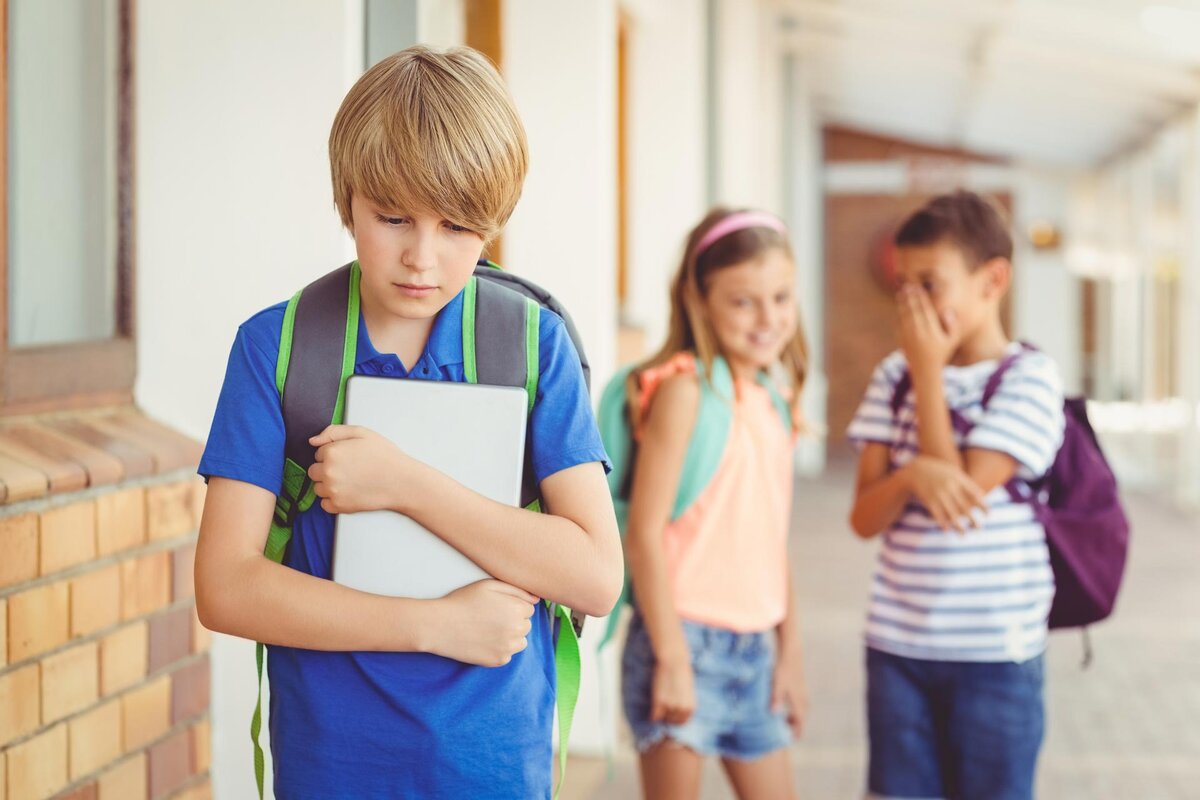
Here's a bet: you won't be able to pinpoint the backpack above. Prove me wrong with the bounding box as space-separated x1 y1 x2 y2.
253 259 589 799
890 343 1130 635
595 354 793 649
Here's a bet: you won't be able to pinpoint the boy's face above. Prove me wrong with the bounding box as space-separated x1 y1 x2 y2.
894 239 1008 344
349 194 486 321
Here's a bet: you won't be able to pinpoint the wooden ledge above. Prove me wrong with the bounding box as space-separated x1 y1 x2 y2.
0 407 201 505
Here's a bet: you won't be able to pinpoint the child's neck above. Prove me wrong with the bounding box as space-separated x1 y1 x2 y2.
950 318 1010 367
361 296 435 369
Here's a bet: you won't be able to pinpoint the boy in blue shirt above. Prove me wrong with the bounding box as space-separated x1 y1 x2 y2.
195 45 623 798
848 191 1065 799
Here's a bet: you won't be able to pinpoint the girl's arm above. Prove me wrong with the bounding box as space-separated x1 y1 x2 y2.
194 477 538 667
306 426 624 618
623 373 700 670
773 569 807 737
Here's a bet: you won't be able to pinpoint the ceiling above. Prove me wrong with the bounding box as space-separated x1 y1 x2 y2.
775 0 1200 167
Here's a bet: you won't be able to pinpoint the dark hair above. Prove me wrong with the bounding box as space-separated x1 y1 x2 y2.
895 190 1012 268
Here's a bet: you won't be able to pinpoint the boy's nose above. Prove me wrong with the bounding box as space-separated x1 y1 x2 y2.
402 233 438 272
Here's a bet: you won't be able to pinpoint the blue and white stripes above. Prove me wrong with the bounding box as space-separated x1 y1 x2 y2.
848 346 1065 663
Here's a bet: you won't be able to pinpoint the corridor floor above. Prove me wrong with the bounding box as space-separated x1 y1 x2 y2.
568 459 1200 799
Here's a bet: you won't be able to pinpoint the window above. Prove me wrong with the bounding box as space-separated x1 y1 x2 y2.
1 0 134 414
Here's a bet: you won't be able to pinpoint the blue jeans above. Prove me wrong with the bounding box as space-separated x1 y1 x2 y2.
621 613 792 760
866 647 1044 800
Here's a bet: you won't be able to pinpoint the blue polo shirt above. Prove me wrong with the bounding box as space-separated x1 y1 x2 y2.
199 286 608 799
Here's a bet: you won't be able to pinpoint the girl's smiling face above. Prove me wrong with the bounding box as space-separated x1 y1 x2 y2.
701 248 798 379
350 194 486 321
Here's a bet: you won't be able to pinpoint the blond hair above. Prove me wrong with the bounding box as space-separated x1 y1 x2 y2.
329 45 528 242
628 208 809 428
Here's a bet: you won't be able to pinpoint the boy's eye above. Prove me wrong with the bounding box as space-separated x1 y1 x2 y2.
444 222 471 234
774 291 791 304
376 214 407 226
921 280 936 293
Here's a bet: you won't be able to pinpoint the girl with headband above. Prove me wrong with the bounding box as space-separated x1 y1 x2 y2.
612 208 810 798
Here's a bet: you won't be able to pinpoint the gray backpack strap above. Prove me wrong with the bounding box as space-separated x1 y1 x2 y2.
280 263 359 476
473 276 532 392
474 263 591 391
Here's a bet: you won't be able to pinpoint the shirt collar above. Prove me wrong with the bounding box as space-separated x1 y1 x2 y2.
354 286 466 369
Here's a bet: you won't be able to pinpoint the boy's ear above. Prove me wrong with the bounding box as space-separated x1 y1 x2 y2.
980 257 1012 299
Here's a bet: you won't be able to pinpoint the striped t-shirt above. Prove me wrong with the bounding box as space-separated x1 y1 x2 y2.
847 343 1066 663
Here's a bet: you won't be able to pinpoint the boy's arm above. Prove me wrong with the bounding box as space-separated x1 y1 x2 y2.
194 477 538 666
849 443 912 538
898 285 963 467
850 443 988 536
305 425 623 617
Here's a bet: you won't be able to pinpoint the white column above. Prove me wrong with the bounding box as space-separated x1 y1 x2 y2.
713 0 784 212
623 0 708 348
783 54 826 473
136 3 363 798
502 0 620 754
1179 107 1200 509
1012 169 1083 395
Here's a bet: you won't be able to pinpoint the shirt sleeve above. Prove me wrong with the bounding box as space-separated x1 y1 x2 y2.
964 351 1065 481
528 309 611 483
846 355 904 452
197 305 288 496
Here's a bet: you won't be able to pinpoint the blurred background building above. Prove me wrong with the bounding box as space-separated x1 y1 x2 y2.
1 1 1197 798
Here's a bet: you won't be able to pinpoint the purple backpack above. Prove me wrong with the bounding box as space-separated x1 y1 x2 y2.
891 343 1130 630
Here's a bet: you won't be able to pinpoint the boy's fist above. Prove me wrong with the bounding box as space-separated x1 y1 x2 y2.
308 425 412 514
428 580 538 667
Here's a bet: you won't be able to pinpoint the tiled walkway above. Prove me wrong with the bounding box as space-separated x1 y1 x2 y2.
568 459 1200 799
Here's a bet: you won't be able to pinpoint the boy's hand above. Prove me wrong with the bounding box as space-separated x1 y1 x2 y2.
651 657 696 726
426 580 537 667
903 455 988 533
308 425 414 514
771 640 808 738
898 285 959 376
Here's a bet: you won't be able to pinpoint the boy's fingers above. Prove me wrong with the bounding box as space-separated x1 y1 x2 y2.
487 581 539 605
308 425 364 447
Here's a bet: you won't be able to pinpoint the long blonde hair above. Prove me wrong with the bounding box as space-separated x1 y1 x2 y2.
627 208 809 428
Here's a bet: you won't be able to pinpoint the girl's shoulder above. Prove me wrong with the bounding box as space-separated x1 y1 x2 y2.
634 352 703 439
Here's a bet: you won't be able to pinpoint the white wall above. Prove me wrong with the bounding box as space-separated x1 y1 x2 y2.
622 0 708 349
713 0 784 212
136 2 363 798
1012 168 1083 395
502 0 620 755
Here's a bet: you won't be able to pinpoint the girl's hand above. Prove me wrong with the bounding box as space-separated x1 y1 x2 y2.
898 285 958 377
904 455 988 533
771 641 808 738
425 580 538 666
650 657 696 726
307 425 415 514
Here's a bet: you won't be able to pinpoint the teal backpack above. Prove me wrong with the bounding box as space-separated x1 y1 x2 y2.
595 355 792 648
254 259 589 799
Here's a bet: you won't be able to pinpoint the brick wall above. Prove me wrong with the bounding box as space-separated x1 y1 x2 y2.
1 476 210 800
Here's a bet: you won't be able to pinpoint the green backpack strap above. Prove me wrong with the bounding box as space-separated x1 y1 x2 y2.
252 262 361 799
464 271 583 798
594 356 737 651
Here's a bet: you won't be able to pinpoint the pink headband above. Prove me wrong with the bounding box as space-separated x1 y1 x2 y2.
695 211 788 256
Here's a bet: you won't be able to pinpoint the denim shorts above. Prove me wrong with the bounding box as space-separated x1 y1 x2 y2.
621 612 791 760
866 647 1045 800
